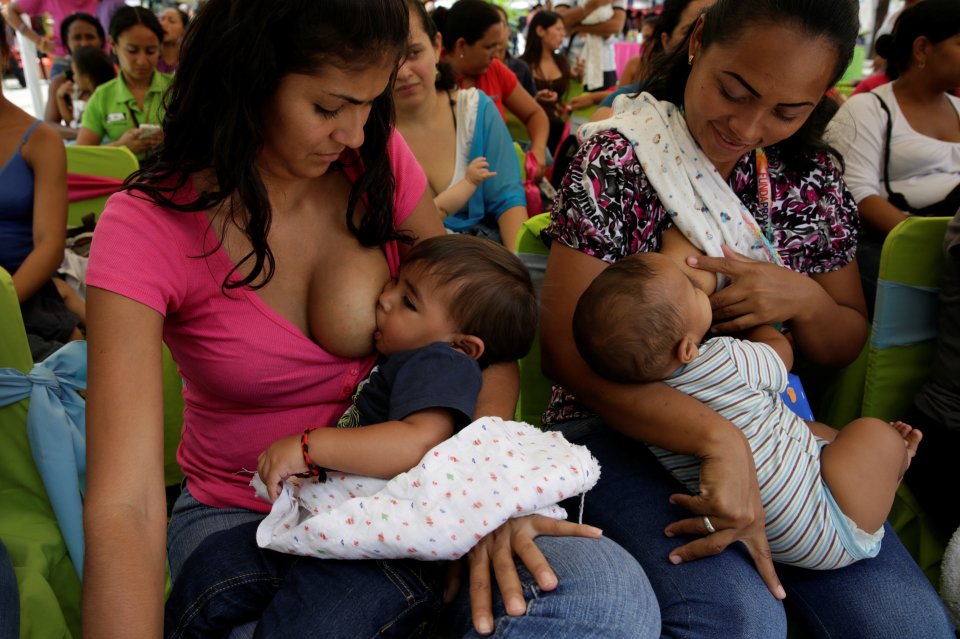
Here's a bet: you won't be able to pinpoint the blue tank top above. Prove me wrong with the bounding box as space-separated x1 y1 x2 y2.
0 119 42 273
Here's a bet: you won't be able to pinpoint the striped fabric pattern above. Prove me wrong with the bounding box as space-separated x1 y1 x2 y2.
651 337 858 569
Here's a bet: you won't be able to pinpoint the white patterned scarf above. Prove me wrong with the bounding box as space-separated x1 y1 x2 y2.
578 92 783 289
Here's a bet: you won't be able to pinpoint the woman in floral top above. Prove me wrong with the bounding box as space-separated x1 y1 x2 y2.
539 0 956 637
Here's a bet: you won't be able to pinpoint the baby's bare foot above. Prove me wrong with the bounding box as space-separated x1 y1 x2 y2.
891 421 922 461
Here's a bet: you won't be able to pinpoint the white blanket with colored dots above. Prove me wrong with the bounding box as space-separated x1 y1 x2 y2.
251 417 601 561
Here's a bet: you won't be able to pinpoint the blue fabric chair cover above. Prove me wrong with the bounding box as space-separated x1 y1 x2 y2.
0 341 87 578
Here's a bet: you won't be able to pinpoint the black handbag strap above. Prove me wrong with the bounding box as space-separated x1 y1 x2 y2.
871 92 913 211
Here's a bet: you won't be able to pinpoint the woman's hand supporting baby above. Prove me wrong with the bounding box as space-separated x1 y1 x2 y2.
687 245 868 366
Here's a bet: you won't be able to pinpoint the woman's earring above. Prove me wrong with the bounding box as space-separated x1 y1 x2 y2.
435 64 441 82
459 53 464 59
918 59 926 69
688 53 694 65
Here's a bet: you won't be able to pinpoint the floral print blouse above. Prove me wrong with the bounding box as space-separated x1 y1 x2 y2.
543 128 860 426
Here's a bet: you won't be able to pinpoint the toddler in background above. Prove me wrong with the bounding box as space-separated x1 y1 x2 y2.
55 46 116 130
574 251 921 569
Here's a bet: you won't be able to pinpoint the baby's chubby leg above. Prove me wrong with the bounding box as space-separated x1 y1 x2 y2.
819 418 922 534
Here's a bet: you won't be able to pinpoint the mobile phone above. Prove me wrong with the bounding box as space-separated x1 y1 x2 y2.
138 123 161 136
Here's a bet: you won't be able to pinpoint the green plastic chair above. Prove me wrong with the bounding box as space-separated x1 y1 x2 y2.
66 145 139 228
163 345 185 487
515 213 554 425
0 268 82 638
863 216 951 420
860 216 952 585
837 43 866 93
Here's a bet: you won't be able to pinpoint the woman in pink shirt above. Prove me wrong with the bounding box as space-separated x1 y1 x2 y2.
82 0 653 637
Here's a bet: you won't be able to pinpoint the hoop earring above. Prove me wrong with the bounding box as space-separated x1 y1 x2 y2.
918 59 926 69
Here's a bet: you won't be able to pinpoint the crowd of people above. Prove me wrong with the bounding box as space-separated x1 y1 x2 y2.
0 0 959 637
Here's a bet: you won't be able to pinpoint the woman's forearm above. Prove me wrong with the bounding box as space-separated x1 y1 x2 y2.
497 206 526 252
787 265 868 366
476 361 519 420
521 106 549 159
858 195 908 236
12 239 64 302
789 295 868 366
83 509 168 638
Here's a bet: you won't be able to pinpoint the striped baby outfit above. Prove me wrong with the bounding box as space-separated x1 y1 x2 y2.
651 337 882 569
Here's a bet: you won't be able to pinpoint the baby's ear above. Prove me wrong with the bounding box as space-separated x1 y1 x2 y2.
677 336 699 365
452 335 485 361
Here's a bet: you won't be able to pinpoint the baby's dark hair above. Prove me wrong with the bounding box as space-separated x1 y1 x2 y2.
71 46 117 87
573 254 684 383
404 235 537 367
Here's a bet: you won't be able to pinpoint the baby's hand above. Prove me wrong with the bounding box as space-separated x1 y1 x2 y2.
56 79 75 100
466 156 496 186
257 432 308 502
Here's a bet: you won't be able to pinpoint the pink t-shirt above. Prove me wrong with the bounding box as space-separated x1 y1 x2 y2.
86 132 427 512
17 0 100 57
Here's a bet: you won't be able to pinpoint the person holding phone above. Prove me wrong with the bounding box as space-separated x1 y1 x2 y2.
75 6 170 157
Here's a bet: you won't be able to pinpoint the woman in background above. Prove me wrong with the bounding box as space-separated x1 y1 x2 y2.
157 6 188 73
76 6 171 157
0 33 78 361
435 0 550 178
43 12 104 139
586 0 715 118
396 0 528 249
521 10 576 153
54 45 116 133
826 0 960 311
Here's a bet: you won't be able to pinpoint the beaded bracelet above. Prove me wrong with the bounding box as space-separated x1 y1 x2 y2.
300 428 327 483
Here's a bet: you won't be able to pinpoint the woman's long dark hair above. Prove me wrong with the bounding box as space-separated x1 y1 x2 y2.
109 6 164 45
432 0 501 52
875 0 960 80
71 46 116 87
125 0 409 291
520 10 571 95
646 0 859 173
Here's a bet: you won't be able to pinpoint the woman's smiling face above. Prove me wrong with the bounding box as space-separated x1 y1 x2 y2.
682 18 837 177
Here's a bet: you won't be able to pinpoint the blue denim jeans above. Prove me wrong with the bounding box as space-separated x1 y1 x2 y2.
166 485 659 638
549 417 956 639
0 540 18 639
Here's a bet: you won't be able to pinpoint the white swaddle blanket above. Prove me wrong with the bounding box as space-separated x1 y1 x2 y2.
252 417 600 561
577 92 784 289
580 4 614 90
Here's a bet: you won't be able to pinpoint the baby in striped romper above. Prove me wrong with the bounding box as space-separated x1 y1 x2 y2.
572 250 922 569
